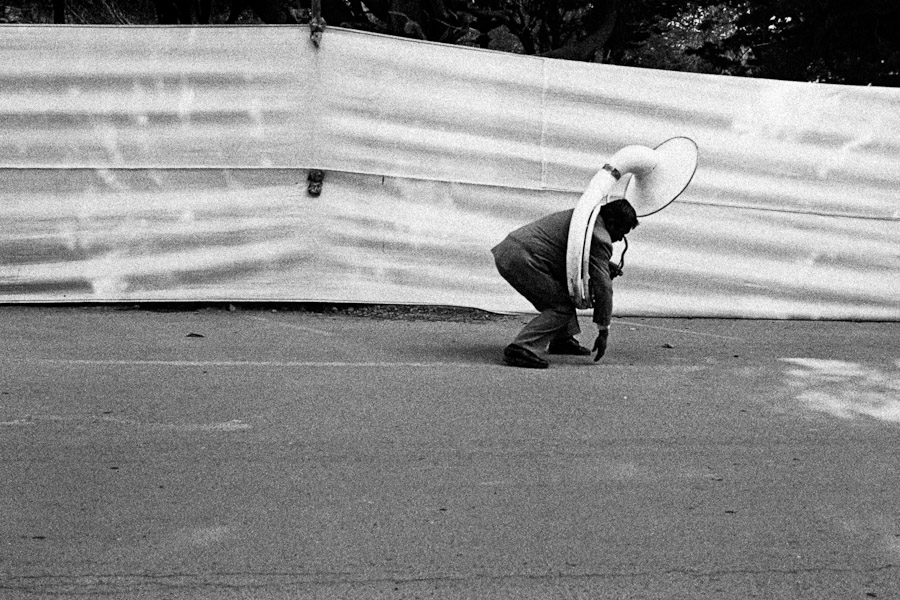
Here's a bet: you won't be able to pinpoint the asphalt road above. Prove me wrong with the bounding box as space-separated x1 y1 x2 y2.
1 305 899 599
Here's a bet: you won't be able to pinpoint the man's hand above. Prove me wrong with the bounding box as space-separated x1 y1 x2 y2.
609 261 623 279
593 328 609 362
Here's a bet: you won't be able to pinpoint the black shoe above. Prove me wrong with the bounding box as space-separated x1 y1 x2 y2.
503 344 549 369
548 337 591 356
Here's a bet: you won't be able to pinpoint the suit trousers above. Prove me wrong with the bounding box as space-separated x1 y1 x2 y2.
492 237 580 354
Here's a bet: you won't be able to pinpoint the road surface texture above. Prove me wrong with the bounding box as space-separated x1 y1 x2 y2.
1 305 898 599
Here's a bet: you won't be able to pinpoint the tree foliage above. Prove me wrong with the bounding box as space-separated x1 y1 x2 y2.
689 0 900 86
1 0 897 85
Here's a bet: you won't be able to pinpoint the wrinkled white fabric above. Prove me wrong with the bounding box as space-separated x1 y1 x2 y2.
0 26 898 319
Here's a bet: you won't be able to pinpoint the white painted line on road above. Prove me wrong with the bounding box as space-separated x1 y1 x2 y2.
102 416 253 431
0 414 251 431
24 359 712 371
244 315 335 337
617 320 743 341
31 359 468 368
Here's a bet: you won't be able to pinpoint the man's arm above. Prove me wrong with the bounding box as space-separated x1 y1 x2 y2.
587 235 614 361
588 237 614 327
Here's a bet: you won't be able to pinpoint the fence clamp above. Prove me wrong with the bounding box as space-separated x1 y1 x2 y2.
310 0 326 47
307 169 325 196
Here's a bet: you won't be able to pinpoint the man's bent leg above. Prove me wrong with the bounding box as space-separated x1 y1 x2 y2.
551 314 582 342
512 304 577 355
547 313 591 355
493 237 579 362
559 313 581 339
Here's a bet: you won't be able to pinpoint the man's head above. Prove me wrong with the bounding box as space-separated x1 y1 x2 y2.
599 198 639 243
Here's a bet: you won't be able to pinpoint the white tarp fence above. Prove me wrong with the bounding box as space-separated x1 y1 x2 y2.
1 25 898 319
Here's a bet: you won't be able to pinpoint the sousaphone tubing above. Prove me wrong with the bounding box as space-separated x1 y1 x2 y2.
566 137 699 309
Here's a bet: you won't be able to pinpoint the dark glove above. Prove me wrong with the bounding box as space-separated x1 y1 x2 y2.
593 328 609 362
609 261 623 279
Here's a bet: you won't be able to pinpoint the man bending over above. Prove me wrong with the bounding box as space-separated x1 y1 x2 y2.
492 198 639 369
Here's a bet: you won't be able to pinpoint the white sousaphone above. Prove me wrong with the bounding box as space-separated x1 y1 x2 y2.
566 136 699 309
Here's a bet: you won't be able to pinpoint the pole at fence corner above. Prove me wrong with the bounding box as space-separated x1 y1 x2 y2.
306 0 326 195
309 0 326 47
